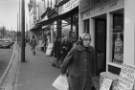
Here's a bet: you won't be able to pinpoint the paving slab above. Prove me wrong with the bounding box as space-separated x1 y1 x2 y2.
16 45 60 90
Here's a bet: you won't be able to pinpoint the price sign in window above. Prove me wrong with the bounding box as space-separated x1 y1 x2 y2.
112 9 124 64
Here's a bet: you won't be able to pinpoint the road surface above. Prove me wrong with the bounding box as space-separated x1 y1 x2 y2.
0 48 13 77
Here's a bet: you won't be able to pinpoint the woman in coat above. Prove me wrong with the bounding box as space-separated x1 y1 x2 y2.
61 33 97 90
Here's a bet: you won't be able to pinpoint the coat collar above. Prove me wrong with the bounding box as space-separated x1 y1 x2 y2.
75 44 93 52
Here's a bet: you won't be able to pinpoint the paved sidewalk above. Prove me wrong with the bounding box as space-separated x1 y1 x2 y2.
16 45 60 90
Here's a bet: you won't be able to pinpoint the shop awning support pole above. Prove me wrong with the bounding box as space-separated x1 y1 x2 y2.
75 15 79 39
57 19 62 41
71 16 73 32
21 0 26 63
69 16 73 42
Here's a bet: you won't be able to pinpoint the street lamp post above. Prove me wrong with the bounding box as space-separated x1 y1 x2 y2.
21 0 26 62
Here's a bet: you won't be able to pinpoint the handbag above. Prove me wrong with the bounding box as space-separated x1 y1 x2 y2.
52 74 68 90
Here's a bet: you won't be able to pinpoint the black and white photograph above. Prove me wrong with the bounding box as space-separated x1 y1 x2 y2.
0 0 134 90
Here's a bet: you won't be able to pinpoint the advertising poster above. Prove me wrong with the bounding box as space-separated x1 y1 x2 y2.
100 78 113 90
116 65 135 90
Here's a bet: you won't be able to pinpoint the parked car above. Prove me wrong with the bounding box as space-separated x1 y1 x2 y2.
0 40 14 48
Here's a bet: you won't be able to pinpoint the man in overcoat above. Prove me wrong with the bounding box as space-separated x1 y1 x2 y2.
61 33 97 90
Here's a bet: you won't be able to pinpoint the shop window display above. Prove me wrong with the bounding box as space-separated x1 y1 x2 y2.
112 13 124 64
84 19 89 33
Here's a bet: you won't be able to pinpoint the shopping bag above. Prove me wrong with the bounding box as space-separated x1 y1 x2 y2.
52 74 68 90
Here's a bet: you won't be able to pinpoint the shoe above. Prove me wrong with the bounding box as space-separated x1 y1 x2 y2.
52 63 60 68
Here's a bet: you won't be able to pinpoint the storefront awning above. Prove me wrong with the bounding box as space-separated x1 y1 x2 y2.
55 0 70 7
37 7 78 26
30 24 41 32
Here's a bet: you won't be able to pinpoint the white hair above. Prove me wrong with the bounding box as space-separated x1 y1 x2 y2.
80 33 91 40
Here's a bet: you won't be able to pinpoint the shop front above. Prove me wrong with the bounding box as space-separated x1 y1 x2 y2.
37 0 79 44
80 0 135 89
34 0 79 57
58 0 79 43
80 0 124 74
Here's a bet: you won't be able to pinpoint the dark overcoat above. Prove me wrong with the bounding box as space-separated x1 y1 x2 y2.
61 44 96 90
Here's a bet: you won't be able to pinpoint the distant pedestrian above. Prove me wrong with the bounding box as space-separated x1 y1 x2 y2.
43 35 48 52
31 36 37 55
61 33 97 90
59 39 69 64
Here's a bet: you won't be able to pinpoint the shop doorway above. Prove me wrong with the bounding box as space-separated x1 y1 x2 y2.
94 14 107 75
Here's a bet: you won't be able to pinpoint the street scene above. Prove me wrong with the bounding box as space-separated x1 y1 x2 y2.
0 0 135 90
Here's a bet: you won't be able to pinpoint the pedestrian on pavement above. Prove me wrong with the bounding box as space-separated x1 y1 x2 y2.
31 36 37 55
52 38 61 68
43 35 48 52
59 39 69 65
61 33 97 90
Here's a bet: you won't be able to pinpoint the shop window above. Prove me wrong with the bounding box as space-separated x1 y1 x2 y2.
84 19 89 33
111 10 124 64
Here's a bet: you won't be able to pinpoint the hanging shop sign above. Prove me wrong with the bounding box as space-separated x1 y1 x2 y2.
58 0 79 15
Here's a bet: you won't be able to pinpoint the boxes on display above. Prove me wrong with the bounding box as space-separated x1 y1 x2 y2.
113 65 135 90
100 72 119 90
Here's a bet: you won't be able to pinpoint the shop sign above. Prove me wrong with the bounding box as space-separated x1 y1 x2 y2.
59 0 79 15
116 65 135 90
120 65 135 82
100 78 113 90
94 0 111 5
93 0 119 8
95 0 119 12
89 0 123 16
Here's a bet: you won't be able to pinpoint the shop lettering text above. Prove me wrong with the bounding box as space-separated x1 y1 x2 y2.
95 0 119 13
59 0 79 15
